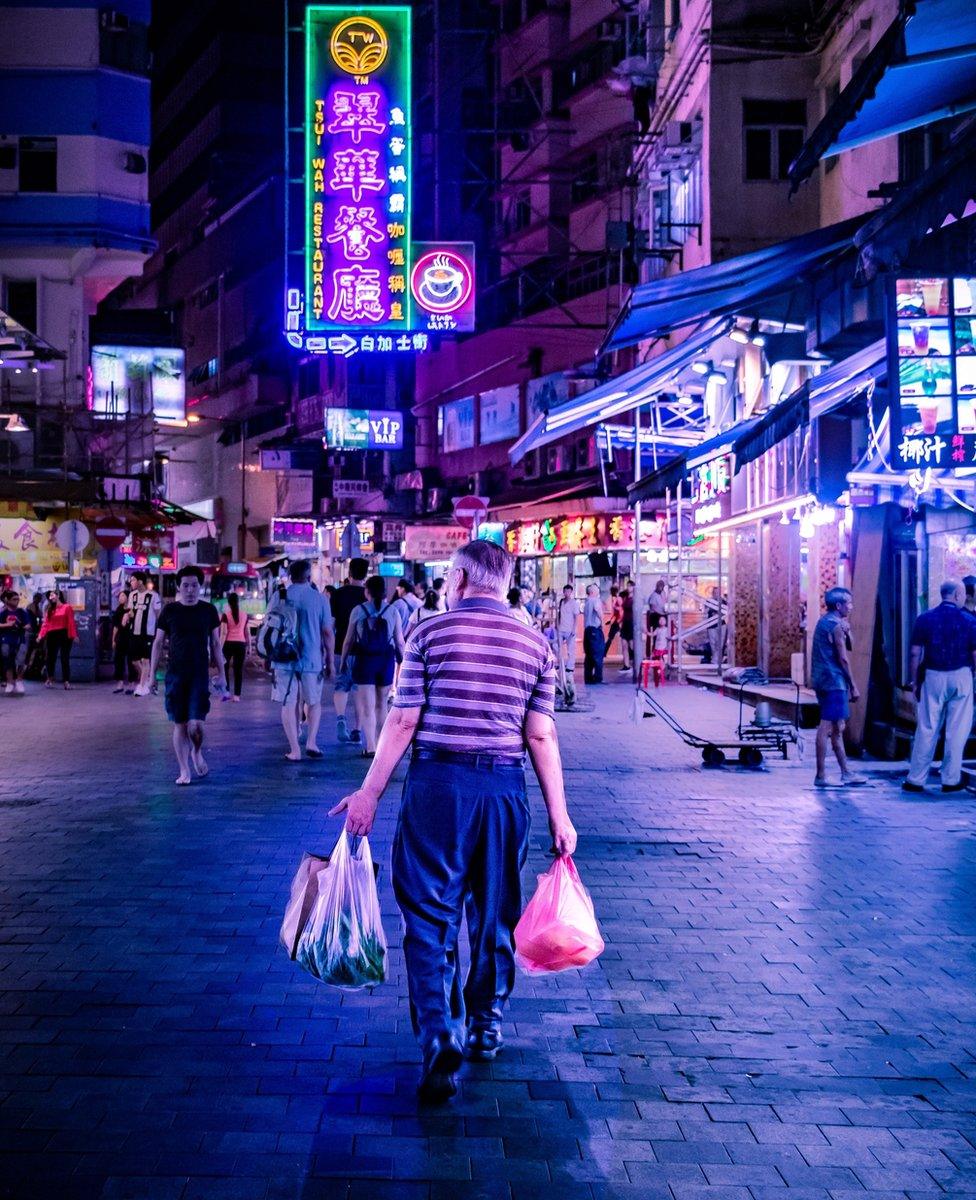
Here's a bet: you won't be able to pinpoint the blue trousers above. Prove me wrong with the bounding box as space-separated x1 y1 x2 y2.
391 757 530 1046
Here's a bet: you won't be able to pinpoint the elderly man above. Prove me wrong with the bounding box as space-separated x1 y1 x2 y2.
903 579 976 793
331 540 577 1103
812 587 866 788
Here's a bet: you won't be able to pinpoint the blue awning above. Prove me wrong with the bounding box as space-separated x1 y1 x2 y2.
603 217 865 352
509 318 731 463
790 0 976 187
628 419 761 503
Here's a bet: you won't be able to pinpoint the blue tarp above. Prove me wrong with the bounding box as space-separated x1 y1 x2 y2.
603 217 864 352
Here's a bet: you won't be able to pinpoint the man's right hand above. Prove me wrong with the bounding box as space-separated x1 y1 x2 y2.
549 814 577 857
849 687 860 703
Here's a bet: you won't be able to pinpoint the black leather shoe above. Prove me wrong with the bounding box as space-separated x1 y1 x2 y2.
902 781 925 793
465 1027 503 1061
418 1032 463 1103
942 781 968 792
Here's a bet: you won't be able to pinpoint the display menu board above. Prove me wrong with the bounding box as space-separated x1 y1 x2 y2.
890 276 976 469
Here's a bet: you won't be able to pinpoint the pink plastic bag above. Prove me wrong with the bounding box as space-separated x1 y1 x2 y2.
514 856 604 974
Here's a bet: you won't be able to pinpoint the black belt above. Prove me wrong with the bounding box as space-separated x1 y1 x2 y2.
413 748 525 770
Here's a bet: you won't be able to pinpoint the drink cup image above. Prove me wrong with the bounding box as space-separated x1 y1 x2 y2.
921 279 944 315
918 400 940 434
912 323 930 353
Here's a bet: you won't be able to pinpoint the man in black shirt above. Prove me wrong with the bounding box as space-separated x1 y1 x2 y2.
149 565 224 785
330 557 368 743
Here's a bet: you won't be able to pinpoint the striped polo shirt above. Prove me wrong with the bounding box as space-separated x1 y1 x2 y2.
393 597 556 756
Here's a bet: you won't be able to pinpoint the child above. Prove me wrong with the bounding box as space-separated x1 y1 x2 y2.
148 565 225 785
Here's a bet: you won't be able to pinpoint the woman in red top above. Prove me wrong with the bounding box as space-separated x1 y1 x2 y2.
39 590 77 689
220 590 249 701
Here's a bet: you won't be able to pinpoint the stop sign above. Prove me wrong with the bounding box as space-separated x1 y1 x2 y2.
94 522 127 551
452 495 488 531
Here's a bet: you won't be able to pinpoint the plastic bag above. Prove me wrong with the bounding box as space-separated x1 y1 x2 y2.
280 852 332 960
295 831 387 989
514 856 604 975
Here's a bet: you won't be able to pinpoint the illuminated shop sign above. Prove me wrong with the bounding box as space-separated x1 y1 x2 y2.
410 243 475 332
689 455 732 530
889 276 976 469
504 514 668 557
121 531 176 572
272 518 318 545
324 407 404 449
89 346 185 422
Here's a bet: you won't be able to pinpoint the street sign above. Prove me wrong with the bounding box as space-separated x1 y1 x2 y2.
452 495 488 531
55 520 90 556
333 479 372 498
94 523 127 551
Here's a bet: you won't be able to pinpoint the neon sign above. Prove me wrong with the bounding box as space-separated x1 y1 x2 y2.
410 243 476 332
300 6 413 354
504 514 668 556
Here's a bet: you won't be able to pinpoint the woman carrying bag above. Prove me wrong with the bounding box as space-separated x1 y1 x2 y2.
339 576 405 757
39 590 77 689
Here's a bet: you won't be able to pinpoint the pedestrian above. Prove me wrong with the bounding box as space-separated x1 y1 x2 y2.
521 587 542 627
390 576 421 633
111 588 137 693
330 539 577 1102
272 559 335 762
128 571 162 697
330 557 368 745
220 588 249 702
148 565 225 785
811 587 867 788
963 575 976 616
619 588 634 671
432 577 447 611
23 592 44 680
604 585 623 656
39 590 77 689
414 580 427 602
903 579 976 793
556 584 580 680
0 588 32 695
507 587 532 625
583 583 605 684
647 580 667 662
340 576 405 756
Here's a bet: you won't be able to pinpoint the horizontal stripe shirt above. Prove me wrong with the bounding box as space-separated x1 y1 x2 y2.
394 596 556 756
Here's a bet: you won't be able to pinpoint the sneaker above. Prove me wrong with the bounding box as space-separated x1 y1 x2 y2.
132 684 150 697
3 683 13 695
14 680 24 695
813 776 830 788
337 717 350 743
348 728 361 744
232 695 241 703
113 684 125 693
840 773 868 787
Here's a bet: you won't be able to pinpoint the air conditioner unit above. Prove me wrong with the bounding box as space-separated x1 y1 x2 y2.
663 120 694 147
100 9 129 31
576 436 596 470
522 450 541 480
546 444 571 474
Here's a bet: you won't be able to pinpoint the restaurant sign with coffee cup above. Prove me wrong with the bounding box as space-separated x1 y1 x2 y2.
410 243 476 333
890 275 976 471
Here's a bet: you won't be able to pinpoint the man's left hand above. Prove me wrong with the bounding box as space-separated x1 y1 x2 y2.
329 788 379 837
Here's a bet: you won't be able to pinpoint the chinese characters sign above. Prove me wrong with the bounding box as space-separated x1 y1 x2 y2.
890 276 976 469
689 455 732 531
272 518 318 546
504 514 667 557
324 408 404 449
306 7 412 345
121 531 176 572
0 518 68 573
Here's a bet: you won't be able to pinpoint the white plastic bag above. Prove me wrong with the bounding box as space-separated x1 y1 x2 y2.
295 831 387 989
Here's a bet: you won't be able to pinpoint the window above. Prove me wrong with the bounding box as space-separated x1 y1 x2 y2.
18 138 57 192
742 100 805 181
571 153 600 204
4 280 37 332
899 120 953 185
99 11 151 74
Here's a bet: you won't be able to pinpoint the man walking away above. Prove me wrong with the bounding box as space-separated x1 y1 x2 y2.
273 560 334 762
129 572 162 697
811 587 867 788
331 541 577 1103
330 558 368 743
963 575 976 616
556 584 580 682
390 576 420 635
583 584 605 684
903 579 976 793
340 576 405 755
148 565 224 785
604 585 623 657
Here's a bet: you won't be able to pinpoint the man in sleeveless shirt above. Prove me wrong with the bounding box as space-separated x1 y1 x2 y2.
811 587 867 788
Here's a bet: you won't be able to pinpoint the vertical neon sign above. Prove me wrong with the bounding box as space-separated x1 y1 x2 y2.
306 6 412 341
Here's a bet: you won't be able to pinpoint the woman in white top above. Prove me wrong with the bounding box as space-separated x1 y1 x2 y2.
506 587 533 626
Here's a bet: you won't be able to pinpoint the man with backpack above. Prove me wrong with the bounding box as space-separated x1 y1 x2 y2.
338 575 405 756
265 560 334 762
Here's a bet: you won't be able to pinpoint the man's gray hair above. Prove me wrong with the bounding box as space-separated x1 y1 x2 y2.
941 578 963 601
451 539 513 594
824 586 852 610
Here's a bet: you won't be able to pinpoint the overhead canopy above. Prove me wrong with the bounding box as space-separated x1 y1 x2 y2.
789 0 976 189
603 218 865 352
509 318 730 463
628 339 887 503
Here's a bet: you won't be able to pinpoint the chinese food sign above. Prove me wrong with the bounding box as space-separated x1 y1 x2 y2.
890 276 976 469
324 408 404 449
504 515 667 557
304 6 414 349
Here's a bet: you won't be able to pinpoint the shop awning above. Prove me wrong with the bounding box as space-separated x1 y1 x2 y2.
509 318 730 463
854 122 976 280
789 0 976 189
602 218 865 352
627 419 761 504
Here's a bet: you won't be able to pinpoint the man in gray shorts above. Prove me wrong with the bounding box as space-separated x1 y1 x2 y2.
273 560 334 761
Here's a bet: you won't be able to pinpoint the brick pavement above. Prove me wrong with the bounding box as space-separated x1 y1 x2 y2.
1 674 976 1199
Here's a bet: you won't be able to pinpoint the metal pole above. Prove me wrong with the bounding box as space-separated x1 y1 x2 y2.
238 417 247 560
632 402 643 682
676 476 684 682
716 530 723 677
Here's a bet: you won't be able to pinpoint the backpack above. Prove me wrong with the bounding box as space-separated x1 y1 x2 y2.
354 604 393 656
259 599 302 665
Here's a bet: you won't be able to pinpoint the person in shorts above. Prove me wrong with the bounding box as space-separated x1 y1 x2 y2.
148 565 224 785
272 559 334 762
0 589 33 695
329 558 367 744
128 571 162 697
811 587 866 788
339 575 404 756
